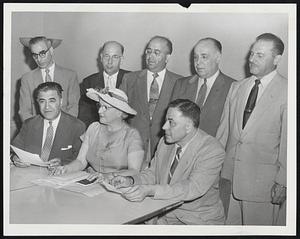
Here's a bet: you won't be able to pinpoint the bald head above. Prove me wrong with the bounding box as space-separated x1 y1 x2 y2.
100 41 124 75
193 38 222 79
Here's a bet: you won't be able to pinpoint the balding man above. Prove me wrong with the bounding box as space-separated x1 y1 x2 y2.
78 41 129 127
120 36 182 168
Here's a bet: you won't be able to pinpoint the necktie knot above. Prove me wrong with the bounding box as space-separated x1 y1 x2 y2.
175 146 182 156
152 72 159 79
255 79 261 85
45 68 50 74
45 68 52 82
48 120 52 126
203 78 207 84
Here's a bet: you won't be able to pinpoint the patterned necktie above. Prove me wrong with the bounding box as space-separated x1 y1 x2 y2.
242 79 261 129
168 146 182 183
41 121 54 161
45 68 52 82
149 72 159 119
196 78 207 108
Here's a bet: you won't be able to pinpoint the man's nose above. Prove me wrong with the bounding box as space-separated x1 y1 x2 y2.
162 121 168 130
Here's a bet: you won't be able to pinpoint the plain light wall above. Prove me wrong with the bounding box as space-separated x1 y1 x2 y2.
10 11 288 137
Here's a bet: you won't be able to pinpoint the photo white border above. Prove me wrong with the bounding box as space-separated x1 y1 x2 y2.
3 3 297 236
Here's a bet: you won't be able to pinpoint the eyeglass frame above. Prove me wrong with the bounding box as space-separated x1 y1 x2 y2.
31 47 51 59
102 54 123 61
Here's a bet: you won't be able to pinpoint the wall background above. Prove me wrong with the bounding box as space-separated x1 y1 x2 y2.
10 11 288 138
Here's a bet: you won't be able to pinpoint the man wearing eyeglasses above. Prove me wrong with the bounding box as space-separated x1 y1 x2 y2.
120 36 182 168
19 36 80 122
78 41 129 127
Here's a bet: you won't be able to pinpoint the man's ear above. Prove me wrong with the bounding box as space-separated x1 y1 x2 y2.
273 54 282 66
165 54 171 63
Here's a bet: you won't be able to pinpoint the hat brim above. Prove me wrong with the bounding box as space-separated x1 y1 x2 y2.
19 37 62 49
86 89 137 116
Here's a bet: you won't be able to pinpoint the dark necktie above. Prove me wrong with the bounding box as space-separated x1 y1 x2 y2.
242 79 261 129
149 72 159 119
45 68 52 82
196 78 207 108
168 146 182 183
41 121 54 161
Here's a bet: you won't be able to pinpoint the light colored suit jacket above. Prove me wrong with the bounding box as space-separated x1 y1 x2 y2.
120 69 182 159
216 72 287 202
133 129 225 224
12 111 86 165
171 71 235 137
19 64 80 121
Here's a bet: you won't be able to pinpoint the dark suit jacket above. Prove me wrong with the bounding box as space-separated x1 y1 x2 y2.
120 69 182 161
12 111 86 165
19 64 80 121
171 71 235 137
78 69 129 127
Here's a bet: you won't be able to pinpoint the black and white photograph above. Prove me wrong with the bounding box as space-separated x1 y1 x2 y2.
3 3 296 236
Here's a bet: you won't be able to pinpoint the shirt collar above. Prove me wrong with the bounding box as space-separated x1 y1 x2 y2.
176 129 198 155
43 112 61 129
199 69 219 89
103 71 119 79
255 70 277 89
147 68 166 80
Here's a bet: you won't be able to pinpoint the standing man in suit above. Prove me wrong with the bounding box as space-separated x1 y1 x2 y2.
171 37 235 137
19 36 80 122
110 99 225 225
12 82 85 168
121 36 182 167
78 41 129 127
216 33 287 225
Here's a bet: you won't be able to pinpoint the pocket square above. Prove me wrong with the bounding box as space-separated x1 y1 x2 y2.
61 145 72 150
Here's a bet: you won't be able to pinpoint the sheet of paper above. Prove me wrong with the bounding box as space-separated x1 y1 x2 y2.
10 145 49 167
32 171 90 188
63 183 106 197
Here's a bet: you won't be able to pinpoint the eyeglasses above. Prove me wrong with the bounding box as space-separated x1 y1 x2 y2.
145 48 162 57
31 47 51 59
96 102 114 111
102 54 122 61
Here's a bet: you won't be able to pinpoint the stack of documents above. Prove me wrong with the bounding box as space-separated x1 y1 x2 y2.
32 171 90 188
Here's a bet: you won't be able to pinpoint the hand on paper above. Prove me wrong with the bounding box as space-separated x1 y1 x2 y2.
11 154 30 167
110 175 132 188
47 158 61 175
52 165 69 176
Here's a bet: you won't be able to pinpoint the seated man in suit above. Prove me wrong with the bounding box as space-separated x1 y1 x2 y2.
121 36 182 167
216 33 287 225
78 41 129 127
11 82 86 168
110 99 225 225
19 36 80 122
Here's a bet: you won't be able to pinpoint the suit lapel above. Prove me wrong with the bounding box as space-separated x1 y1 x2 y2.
188 75 199 101
33 68 43 88
32 115 44 155
53 64 62 84
242 74 281 135
49 112 66 159
160 144 175 184
116 70 124 88
136 70 149 118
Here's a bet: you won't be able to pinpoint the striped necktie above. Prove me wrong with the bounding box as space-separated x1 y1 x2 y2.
196 78 207 108
242 79 261 129
41 121 54 161
168 146 182 183
149 72 159 119
45 68 52 82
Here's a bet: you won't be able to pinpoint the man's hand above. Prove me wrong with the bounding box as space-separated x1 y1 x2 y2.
52 165 69 176
11 155 30 168
110 175 133 188
122 185 153 202
47 158 61 175
271 183 286 205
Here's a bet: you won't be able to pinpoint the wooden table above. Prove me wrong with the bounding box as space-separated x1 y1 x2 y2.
9 166 182 224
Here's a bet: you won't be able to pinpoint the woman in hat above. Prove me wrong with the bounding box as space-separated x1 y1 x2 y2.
53 88 144 179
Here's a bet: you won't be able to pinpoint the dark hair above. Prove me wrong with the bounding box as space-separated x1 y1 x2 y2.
256 33 284 55
101 41 124 54
149 35 173 54
197 37 222 53
29 36 50 48
168 99 200 128
35 82 63 99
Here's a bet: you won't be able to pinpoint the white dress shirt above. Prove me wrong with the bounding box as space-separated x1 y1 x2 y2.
249 70 277 102
195 70 220 103
41 63 55 82
42 112 61 148
147 68 166 101
104 71 118 89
